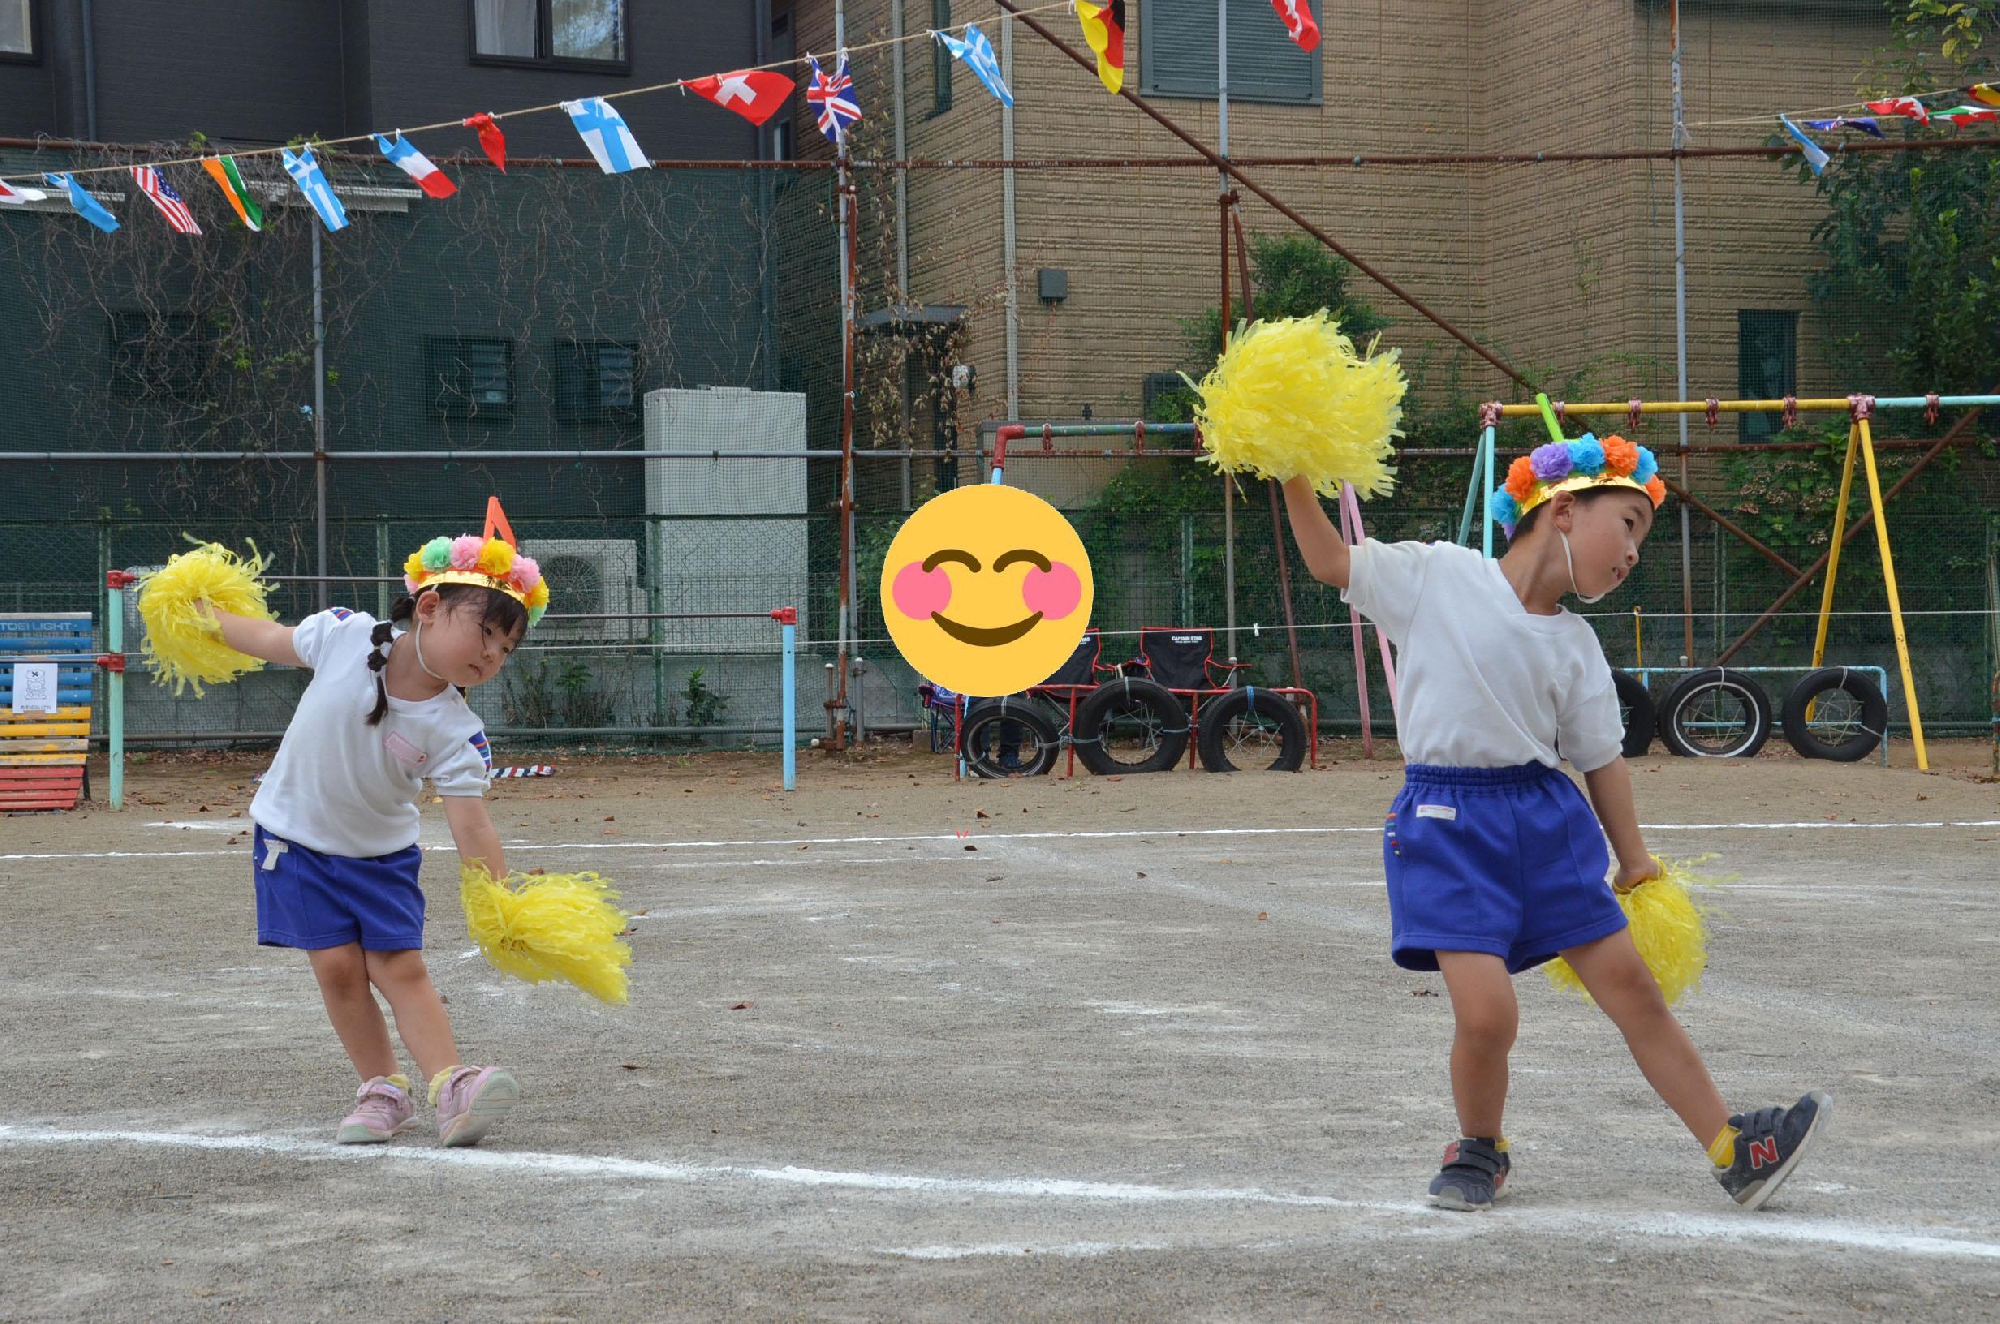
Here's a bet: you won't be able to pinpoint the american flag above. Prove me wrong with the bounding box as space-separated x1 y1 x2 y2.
806 53 862 145
132 166 202 235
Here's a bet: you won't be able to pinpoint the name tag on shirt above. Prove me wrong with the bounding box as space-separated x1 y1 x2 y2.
382 730 429 769
1415 804 1457 821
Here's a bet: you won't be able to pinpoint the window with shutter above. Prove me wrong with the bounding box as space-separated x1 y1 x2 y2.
1142 0 1321 105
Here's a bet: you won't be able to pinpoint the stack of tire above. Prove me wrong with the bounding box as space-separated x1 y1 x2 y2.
1613 666 1888 762
960 676 1310 778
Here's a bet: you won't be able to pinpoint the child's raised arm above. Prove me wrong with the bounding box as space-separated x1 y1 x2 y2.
443 793 506 883
1280 476 1353 589
205 605 304 668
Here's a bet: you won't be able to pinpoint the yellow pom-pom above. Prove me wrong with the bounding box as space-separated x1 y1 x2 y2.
1545 857 1715 1007
134 541 274 696
1190 312 1407 499
461 863 632 1005
476 538 514 577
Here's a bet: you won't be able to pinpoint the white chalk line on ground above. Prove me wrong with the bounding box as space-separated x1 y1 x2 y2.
10 818 2000 863
1 1123 1996 1263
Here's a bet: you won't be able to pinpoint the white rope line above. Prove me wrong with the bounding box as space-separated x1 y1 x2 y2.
0 0 1080 187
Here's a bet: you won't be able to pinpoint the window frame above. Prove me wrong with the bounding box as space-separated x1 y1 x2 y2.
1736 309 1799 442
0 0 41 65
552 338 640 425
426 335 516 420
467 0 632 75
930 0 954 117
1140 0 1324 107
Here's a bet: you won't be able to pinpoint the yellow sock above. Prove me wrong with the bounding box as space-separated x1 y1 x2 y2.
1707 1124 1739 1168
384 1072 410 1091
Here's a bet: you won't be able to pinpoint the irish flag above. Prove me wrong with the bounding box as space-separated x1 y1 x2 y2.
373 131 456 199
201 156 263 231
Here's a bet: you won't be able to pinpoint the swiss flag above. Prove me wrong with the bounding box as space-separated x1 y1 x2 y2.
688 69 797 126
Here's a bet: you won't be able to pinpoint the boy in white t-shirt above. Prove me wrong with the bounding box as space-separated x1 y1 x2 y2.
1281 433 1829 1212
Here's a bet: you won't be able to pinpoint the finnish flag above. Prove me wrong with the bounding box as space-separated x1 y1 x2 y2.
561 97 652 174
280 146 350 232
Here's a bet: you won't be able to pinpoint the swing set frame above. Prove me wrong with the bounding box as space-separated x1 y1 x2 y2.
1464 393 2000 771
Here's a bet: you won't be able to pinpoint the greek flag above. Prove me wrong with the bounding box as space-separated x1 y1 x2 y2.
932 23 1012 108
561 96 651 174
280 146 349 231
43 173 119 232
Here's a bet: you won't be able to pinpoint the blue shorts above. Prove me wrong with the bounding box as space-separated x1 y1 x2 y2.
1383 763 1626 974
251 825 426 952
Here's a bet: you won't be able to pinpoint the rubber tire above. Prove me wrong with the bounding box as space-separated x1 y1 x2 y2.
1656 668 1773 759
1072 676 1190 776
1195 686 1309 773
1612 669 1656 759
962 697 1061 778
1781 668 1888 762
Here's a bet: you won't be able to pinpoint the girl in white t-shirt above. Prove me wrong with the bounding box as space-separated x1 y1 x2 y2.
1281 434 1828 1214
205 533 550 1148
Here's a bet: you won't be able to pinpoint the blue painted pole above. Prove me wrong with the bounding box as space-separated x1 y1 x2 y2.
106 572 125 810
775 608 797 791
1480 424 1497 558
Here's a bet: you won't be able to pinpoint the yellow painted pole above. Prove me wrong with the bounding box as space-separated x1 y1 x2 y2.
1633 607 1644 670
1809 422 1861 676
1856 416 1928 769
1495 399 1859 418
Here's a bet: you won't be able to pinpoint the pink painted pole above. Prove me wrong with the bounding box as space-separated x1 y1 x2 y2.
1338 483 1374 757
1339 482 1400 712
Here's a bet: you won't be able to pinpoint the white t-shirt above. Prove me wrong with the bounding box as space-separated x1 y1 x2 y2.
1341 540 1624 772
249 608 493 858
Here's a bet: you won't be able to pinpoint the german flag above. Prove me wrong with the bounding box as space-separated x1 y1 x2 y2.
1967 82 2000 108
1077 1 1125 94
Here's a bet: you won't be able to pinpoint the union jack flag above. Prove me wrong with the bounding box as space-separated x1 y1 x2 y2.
806 52 862 146
132 166 202 235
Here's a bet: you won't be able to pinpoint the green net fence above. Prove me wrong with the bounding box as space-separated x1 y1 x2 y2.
2 0 1996 748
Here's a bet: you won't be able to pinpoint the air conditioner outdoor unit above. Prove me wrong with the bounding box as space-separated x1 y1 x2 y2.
519 539 642 642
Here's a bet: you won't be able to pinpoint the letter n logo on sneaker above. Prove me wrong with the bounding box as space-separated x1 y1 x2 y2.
1748 1136 1780 1169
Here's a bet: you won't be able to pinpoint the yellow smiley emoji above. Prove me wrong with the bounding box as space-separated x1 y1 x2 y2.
880 485 1094 698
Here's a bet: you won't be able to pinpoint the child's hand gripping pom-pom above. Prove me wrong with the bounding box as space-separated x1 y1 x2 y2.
1188 311 1408 500
1545 857 1716 1007
460 863 633 1005
134 540 275 696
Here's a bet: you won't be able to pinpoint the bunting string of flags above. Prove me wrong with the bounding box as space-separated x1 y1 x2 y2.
11 0 1979 239
1690 80 2000 130
0 0 1099 234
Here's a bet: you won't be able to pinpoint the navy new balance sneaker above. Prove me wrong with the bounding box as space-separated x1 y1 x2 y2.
1717 1090 1832 1210
1428 1136 1510 1211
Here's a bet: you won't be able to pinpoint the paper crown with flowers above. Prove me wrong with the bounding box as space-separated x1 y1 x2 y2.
1487 433 1668 539
400 496 551 627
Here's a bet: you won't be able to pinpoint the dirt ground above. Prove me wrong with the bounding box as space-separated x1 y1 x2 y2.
2 737 1998 1321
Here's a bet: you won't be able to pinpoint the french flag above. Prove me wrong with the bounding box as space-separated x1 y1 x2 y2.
372 132 457 199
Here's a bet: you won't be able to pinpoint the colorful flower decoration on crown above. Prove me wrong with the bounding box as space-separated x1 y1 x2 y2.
1486 432 1668 539
399 497 550 626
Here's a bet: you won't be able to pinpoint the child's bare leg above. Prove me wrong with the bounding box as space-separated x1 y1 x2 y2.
308 944 400 1081
1435 951 1517 1137
1560 930 1729 1144
363 950 461 1084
